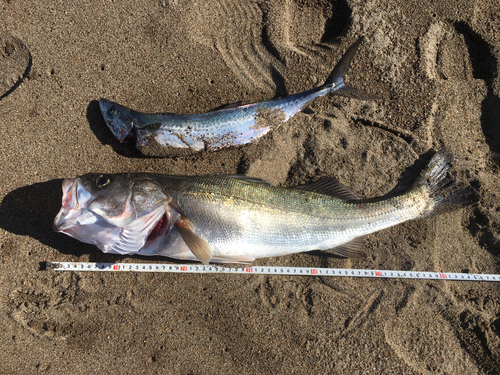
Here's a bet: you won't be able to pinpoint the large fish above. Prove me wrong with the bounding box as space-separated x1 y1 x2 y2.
99 38 370 157
53 150 475 264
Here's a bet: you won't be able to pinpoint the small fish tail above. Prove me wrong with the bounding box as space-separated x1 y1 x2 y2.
415 149 478 217
322 37 379 100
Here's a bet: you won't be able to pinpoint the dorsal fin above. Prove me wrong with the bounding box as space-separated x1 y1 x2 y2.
293 177 361 200
216 175 272 185
211 101 243 111
323 237 366 258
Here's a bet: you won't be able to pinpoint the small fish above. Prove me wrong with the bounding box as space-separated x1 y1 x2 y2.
53 150 476 264
99 38 371 157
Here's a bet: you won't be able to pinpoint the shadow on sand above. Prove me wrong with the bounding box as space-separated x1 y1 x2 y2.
0 179 186 263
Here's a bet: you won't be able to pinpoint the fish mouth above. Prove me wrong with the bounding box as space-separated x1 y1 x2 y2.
53 177 80 232
53 177 96 232
99 98 135 142
53 208 75 232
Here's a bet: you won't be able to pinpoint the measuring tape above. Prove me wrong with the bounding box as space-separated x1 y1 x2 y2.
45 262 500 282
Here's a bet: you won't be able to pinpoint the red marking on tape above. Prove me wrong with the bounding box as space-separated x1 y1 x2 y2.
439 273 447 279
113 265 120 270
375 271 383 276
245 268 253 273
180 266 187 271
311 269 318 274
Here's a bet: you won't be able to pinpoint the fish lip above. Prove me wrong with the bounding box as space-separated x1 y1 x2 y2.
99 98 134 142
53 177 95 232
52 215 64 232
52 208 75 232
53 177 77 232
53 205 82 232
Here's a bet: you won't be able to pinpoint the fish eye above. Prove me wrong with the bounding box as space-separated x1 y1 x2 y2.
107 106 116 115
96 175 111 188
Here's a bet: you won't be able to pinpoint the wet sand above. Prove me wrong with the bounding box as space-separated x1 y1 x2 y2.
1 0 499 373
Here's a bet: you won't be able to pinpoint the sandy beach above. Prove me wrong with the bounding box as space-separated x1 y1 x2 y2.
1 0 499 373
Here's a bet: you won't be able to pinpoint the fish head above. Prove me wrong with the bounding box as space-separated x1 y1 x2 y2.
53 173 176 255
99 98 137 142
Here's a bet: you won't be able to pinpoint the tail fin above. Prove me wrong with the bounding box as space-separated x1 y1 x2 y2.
415 149 478 216
323 37 381 101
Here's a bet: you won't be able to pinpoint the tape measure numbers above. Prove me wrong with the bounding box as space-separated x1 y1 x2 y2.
45 262 500 282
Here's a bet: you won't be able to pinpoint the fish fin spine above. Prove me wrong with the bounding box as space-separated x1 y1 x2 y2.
323 236 366 258
293 177 361 200
214 175 272 185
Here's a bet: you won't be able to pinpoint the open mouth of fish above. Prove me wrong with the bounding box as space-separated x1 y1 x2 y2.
53 177 95 232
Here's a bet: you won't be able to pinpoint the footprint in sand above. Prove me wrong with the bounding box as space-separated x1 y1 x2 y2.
6 274 125 350
253 276 385 347
0 34 31 100
384 295 480 374
7 274 85 342
185 0 351 94
384 284 500 374
382 22 500 375
420 21 500 252
416 22 490 162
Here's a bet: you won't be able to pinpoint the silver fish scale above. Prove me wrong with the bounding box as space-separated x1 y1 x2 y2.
138 87 331 151
159 176 431 260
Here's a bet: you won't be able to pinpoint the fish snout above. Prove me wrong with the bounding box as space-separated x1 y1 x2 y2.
53 178 95 232
99 98 134 142
52 206 72 232
61 178 78 209
54 178 79 232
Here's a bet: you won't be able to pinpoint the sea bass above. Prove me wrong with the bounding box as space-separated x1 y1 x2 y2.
99 38 370 157
53 150 475 264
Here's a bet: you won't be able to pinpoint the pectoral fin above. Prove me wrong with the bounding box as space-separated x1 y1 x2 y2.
175 216 213 265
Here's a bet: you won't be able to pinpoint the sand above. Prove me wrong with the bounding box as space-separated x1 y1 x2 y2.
1 0 499 373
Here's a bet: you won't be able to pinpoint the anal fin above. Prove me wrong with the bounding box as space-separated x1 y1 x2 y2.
175 216 213 265
323 237 366 258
